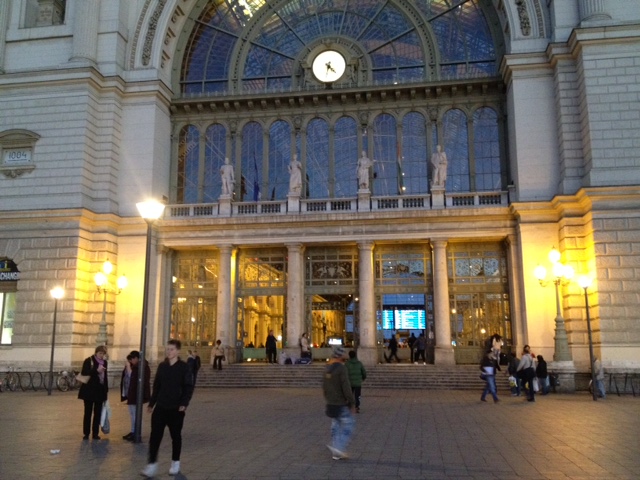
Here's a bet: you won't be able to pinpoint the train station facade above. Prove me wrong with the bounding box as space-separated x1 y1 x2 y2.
1 1 639 383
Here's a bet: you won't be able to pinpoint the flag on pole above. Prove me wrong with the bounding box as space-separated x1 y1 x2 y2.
396 142 404 195
253 153 260 201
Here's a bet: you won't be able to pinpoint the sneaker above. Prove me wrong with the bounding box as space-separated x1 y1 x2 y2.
169 461 180 475
123 432 134 441
140 463 158 478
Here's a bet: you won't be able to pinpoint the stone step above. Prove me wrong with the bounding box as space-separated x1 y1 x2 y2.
195 364 512 390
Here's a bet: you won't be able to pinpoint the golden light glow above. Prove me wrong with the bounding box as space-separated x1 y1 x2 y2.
552 262 565 279
136 200 165 220
102 260 113 275
94 271 107 287
549 248 561 263
578 275 593 289
534 265 547 281
50 287 64 300
117 275 129 290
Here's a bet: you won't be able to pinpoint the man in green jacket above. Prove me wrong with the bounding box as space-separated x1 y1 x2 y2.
345 350 367 413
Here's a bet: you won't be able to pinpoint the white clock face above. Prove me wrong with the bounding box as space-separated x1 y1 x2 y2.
312 50 346 83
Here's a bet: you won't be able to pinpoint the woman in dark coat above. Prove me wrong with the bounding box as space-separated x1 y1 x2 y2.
122 350 151 441
78 345 109 440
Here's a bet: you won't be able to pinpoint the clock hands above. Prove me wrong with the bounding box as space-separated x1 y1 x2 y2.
325 61 336 76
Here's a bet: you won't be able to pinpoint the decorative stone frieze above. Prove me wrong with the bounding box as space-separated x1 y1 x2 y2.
36 0 65 27
142 0 168 66
515 0 531 36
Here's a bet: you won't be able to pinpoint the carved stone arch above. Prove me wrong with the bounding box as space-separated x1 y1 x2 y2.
329 113 359 128
469 104 499 118
303 115 331 131
265 118 293 132
237 119 266 137
490 0 549 46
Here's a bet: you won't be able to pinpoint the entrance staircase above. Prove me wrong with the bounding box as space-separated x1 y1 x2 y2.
196 363 511 391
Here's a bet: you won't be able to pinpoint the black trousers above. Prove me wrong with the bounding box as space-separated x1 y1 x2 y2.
415 349 426 363
266 348 277 363
213 355 223 370
83 399 103 437
351 386 362 408
148 406 185 463
384 350 400 362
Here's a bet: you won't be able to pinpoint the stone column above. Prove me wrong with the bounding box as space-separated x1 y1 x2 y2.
216 245 234 355
357 241 377 366
432 240 455 365
285 243 304 358
69 0 99 64
579 0 611 23
506 234 526 355
0 0 10 74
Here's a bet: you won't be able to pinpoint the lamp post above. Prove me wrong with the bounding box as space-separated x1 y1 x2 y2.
534 247 574 362
94 260 128 346
578 275 598 401
48 287 64 396
134 200 165 444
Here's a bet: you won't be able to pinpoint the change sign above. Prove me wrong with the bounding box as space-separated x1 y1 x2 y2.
0 259 19 281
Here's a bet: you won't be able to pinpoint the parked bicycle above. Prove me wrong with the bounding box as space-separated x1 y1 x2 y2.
0 367 19 392
56 370 79 392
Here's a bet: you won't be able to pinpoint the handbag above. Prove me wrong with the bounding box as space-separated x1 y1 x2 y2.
100 399 112 434
76 373 90 384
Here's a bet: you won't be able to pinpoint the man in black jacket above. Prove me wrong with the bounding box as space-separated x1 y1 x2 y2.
141 339 194 478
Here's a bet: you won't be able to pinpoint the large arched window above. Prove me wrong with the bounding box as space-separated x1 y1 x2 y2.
402 112 428 194
268 121 291 201
443 109 470 192
334 117 358 198
204 124 226 202
241 122 263 201
180 0 500 95
177 125 199 203
373 114 398 196
307 118 330 198
473 108 501 191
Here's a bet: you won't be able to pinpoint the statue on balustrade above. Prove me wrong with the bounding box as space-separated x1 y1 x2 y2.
220 157 235 197
357 151 374 191
430 145 448 188
288 154 302 195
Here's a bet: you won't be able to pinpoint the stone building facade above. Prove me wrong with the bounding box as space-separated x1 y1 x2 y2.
0 0 639 386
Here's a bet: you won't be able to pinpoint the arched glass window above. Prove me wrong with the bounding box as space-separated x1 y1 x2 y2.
373 114 398 196
181 0 500 95
442 109 469 192
402 112 428 194
473 108 501 191
334 117 358 198
307 118 329 198
241 122 263 201
204 124 226 202
177 125 200 203
268 121 291 201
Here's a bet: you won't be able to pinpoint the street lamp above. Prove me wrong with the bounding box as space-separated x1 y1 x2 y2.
94 260 128 346
534 247 575 362
134 200 165 444
48 287 64 396
578 275 598 401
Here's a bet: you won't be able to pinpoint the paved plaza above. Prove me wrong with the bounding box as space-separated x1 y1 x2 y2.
0 387 638 480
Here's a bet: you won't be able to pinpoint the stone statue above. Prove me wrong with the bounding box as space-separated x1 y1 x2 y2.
220 157 235 196
288 154 302 195
357 151 374 190
430 145 448 187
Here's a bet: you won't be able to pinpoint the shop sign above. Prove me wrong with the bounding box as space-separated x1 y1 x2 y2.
0 259 19 281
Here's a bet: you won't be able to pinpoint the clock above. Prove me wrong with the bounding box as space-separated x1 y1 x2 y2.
311 50 346 83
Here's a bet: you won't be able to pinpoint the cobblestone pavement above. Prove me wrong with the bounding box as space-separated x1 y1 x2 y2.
0 387 638 479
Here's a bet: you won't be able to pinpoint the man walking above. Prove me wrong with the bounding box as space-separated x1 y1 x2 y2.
323 346 355 460
141 339 194 478
345 350 367 413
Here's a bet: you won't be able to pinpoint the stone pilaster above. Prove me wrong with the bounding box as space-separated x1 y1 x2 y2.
357 241 377 366
69 0 99 64
432 240 455 365
285 243 304 358
216 245 234 358
579 0 611 24
0 0 9 74
506 234 526 354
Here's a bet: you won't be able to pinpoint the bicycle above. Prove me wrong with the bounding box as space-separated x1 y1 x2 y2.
0 367 19 392
31 371 43 391
56 370 78 392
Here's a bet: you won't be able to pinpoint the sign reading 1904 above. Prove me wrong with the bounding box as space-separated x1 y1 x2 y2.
3 148 32 164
